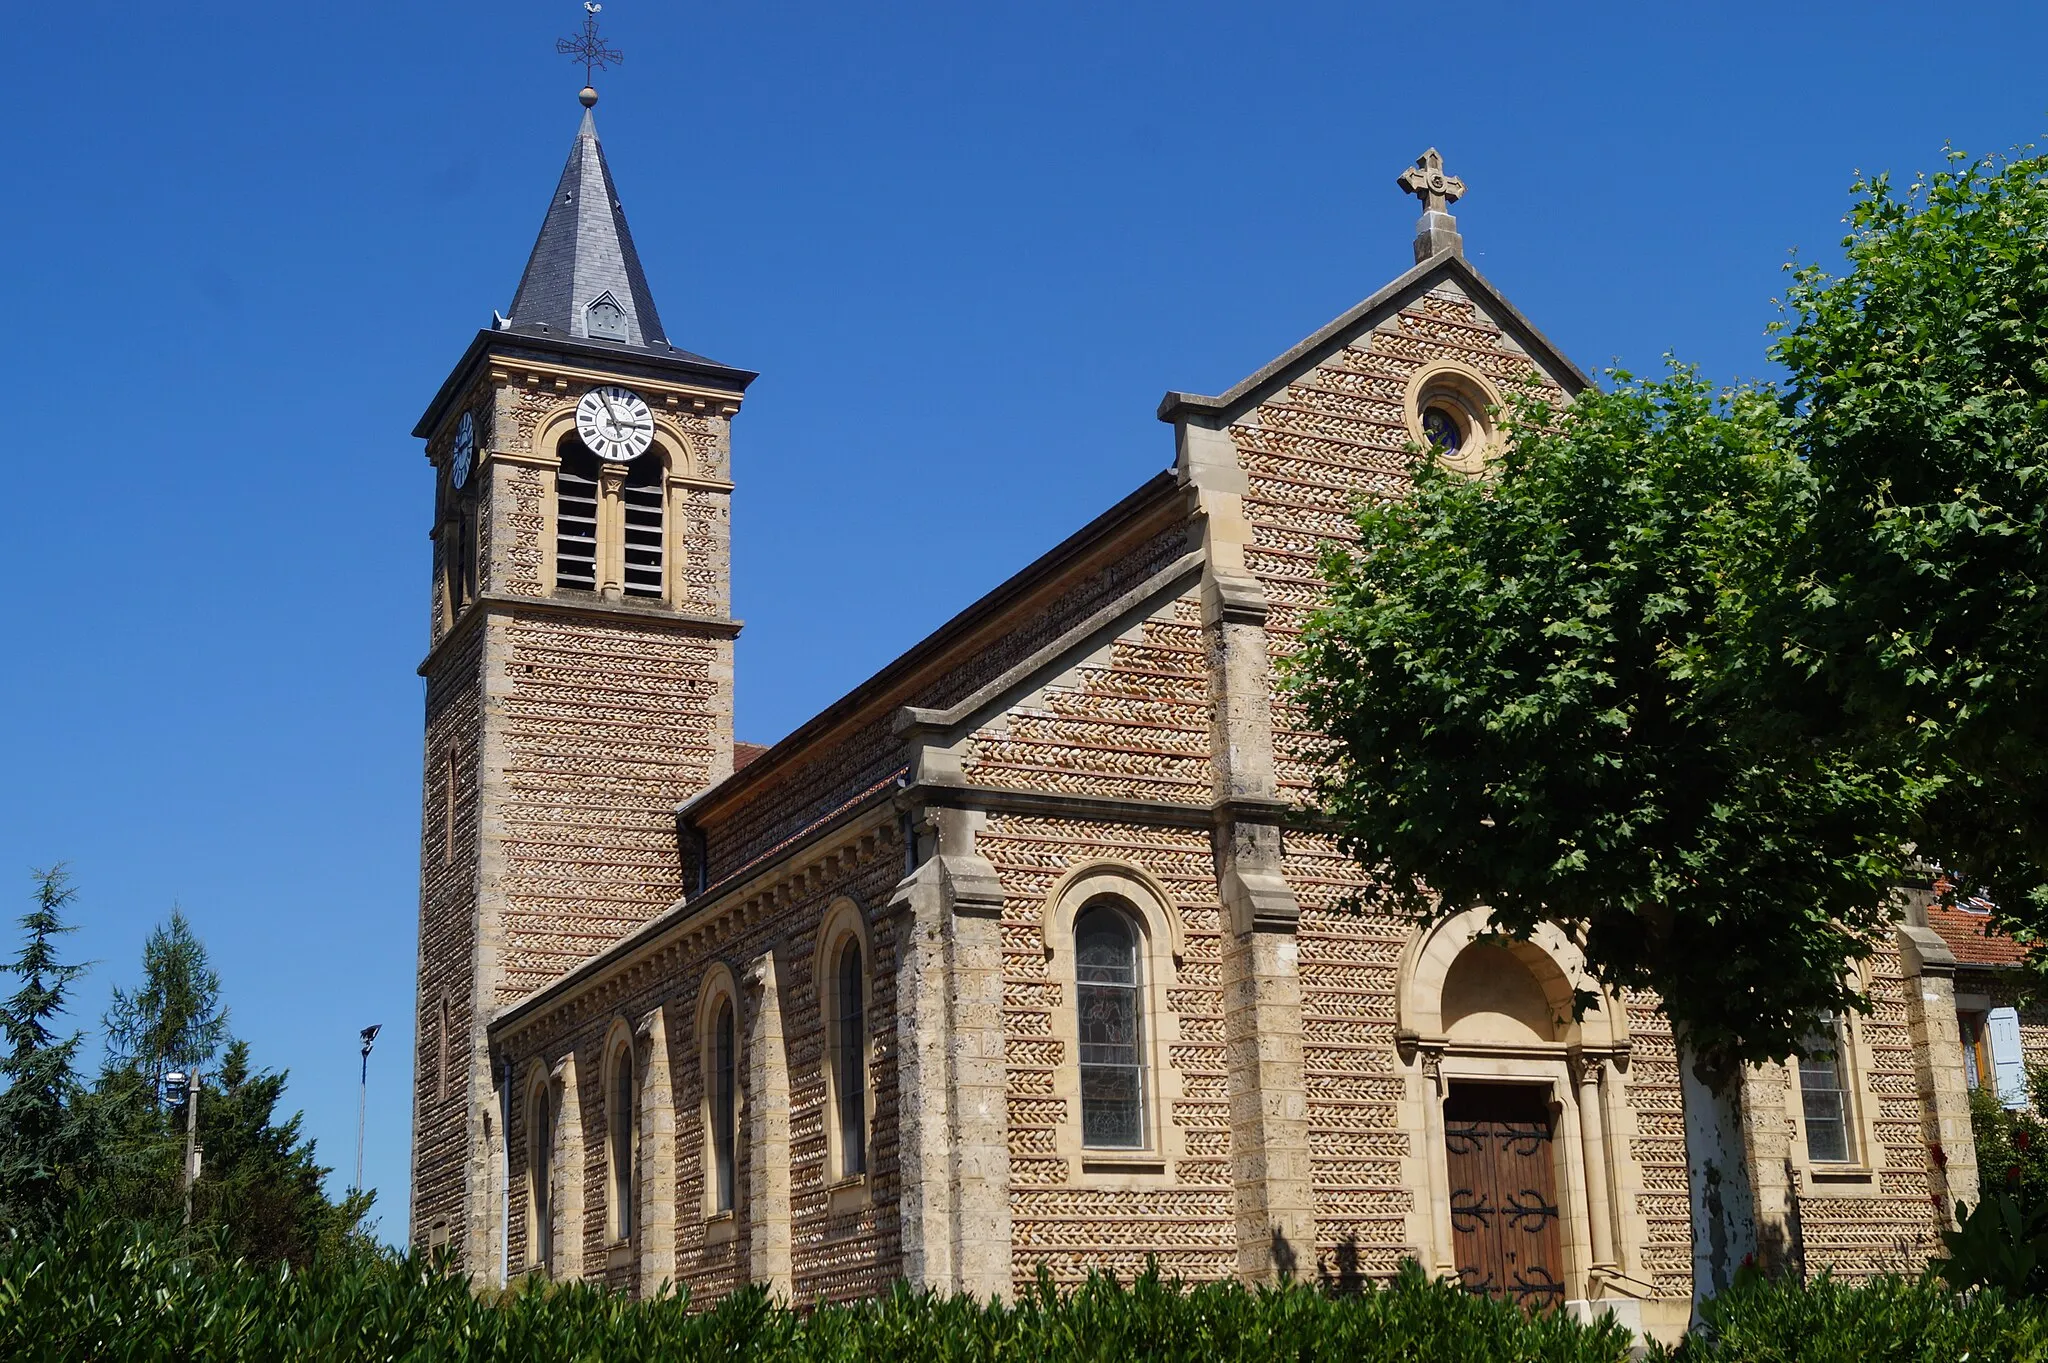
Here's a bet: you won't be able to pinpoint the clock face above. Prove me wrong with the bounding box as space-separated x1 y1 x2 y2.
450 410 476 490
575 385 655 462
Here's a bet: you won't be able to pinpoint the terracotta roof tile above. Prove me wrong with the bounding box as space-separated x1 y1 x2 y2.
1927 899 2029 967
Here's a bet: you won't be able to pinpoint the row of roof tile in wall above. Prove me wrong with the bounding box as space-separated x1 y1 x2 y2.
704 518 1194 884
412 625 486 1248
496 615 724 1004
1284 835 1419 1278
1620 990 1692 1300
1232 288 1571 800
503 466 546 597
508 834 905 1302
962 593 1213 805
1798 949 1943 1279
681 487 727 614
979 815 1238 1289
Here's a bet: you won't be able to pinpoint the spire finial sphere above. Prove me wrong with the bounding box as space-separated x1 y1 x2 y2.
580 86 598 108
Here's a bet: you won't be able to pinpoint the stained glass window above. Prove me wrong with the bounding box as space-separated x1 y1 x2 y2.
713 1000 737 1212
1423 406 1463 454
530 1087 553 1270
610 1047 635 1239
1076 902 1144 1148
1798 1017 1854 1163
835 940 867 1177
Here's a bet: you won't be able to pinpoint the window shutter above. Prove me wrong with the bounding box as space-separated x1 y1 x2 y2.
1988 1005 2029 1109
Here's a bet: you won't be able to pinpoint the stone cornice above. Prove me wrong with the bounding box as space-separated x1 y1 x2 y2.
416 328 754 441
417 592 741 678
897 779 1326 833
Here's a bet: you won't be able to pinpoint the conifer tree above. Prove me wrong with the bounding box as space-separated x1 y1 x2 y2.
0 868 103 1232
103 908 228 1096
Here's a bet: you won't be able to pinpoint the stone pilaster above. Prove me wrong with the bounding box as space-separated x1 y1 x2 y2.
1735 1058 1797 1278
743 949 793 1296
889 806 1014 1298
1178 417 1316 1282
635 1008 676 1297
1899 922 1980 1221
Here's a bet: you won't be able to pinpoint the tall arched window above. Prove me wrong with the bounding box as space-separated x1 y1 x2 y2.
435 996 452 1103
528 1082 554 1272
833 939 867 1177
711 998 737 1213
1075 901 1145 1149
555 439 600 590
621 451 664 598
608 1041 637 1241
1798 1015 1857 1164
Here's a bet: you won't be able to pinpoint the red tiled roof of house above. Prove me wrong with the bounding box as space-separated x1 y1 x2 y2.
732 742 770 772
1927 898 2029 967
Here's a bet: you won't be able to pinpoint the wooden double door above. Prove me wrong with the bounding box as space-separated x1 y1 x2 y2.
1444 1082 1566 1311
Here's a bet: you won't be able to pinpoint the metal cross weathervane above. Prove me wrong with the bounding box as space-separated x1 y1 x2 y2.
558 2 622 87
1397 148 1466 215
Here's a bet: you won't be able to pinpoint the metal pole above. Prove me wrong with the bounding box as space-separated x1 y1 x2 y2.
180 1076 199 1227
355 1024 381 1198
355 1047 367 1196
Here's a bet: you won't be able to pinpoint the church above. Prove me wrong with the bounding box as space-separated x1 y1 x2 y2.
407 81 2031 1345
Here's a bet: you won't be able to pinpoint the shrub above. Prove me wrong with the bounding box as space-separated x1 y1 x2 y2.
1664 1271 2048 1362
0 1214 1639 1363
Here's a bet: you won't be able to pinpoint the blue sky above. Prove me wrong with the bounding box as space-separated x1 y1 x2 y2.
0 0 2040 1241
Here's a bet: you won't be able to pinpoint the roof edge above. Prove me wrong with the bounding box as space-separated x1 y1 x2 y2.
1156 251 1593 426
414 328 758 440
679 469 1185 823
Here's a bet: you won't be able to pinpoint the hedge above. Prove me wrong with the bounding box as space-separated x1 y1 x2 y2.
9 1216 2048 1361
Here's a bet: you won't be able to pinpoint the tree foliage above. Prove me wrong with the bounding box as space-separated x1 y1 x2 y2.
1777 148 2048 937
0 872 367 1264
0 868 103 1233
1287 371 1926 1070
103 906 228 1095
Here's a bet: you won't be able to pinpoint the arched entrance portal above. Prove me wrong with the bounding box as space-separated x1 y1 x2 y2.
1396 910 1645 1317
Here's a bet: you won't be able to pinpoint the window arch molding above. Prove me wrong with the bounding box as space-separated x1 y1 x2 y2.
1040 861 1184 964
1400 360 1506 477
1395 906 1626 1052
532 404 697 478
813 897 874 1189
1041 863 1183 1166
600 1015 638 1246
693 962 743 1230
520 1058 557 1276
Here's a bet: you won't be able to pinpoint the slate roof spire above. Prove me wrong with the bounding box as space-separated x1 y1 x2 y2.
504 96 669 350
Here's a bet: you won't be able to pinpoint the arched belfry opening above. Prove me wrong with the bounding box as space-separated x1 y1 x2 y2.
1395 911 1645 1324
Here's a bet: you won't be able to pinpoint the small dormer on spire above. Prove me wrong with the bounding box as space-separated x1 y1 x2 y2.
1397 148 1466 264
502 100 668 349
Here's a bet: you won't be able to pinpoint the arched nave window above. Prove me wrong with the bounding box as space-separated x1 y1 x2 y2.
1075 900 1146 1149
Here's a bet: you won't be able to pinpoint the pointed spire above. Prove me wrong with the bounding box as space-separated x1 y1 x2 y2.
504 104 668 349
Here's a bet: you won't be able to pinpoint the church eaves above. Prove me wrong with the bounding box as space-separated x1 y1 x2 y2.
504 106 668 350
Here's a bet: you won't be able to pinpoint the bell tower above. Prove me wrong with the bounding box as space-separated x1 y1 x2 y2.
408 81 755 1272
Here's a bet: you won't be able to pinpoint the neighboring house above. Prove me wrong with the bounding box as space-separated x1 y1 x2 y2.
1927 892 2038 1111
407 95 1989 1347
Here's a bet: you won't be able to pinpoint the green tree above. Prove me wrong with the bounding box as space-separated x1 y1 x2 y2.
1775 148 2048 940
1288 369 1923 1073
0 868 104 1233
103 908 228 1097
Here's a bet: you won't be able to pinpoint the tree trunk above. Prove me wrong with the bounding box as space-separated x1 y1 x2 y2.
1678 1029 1756 1316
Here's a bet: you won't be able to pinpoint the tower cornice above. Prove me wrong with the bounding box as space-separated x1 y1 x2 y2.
415 328 757 441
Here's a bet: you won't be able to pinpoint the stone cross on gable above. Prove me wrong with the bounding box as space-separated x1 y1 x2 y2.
1396 147 1466 263
1397 148 1465 215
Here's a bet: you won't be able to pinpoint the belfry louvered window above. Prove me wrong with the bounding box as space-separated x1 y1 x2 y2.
622 452 664 598
555 441 600 590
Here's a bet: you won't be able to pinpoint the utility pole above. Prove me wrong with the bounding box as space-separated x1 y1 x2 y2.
355 1024 381 1198
165 1070 200 1226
